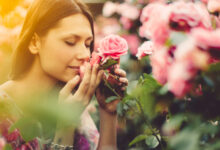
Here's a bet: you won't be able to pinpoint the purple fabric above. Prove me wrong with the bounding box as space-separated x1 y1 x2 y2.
74 131 90 150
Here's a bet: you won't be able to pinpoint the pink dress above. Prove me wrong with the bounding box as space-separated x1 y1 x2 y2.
0 90 99 150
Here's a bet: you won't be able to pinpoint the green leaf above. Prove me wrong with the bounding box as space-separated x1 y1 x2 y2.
9 117 43 142
129 134 148 147
100 59 118 69
145 135 159 148
4 144 13 150
105 96 118 103
131 74 160 119
170 129 200 150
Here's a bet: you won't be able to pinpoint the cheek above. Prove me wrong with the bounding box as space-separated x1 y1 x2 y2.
39 43 73 75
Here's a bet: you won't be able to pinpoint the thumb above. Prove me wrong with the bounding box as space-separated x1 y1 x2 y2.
59 75 80 101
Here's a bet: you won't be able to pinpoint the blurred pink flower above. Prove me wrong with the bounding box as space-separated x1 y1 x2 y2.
167 39 210 97
0 137 6 150
120 16 133 30
98 34 128 62
169 1 211 31
117 3 140 20
122 34 140 55
139 3 170 44
136 41 154 59
150 49 172 84
208 0 220 13
167 62 193 98
102 1 118 17
191 28 220 60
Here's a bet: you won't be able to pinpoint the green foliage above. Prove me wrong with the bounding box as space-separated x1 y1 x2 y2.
100 59 118 69
132 73 161 119
129 134 148 146
106 96 119 103
145 135 159 148
9 117 43 142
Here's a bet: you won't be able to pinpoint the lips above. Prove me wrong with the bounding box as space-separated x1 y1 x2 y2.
68 66 80 72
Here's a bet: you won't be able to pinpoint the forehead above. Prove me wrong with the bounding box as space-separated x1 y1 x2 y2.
49 13 93 38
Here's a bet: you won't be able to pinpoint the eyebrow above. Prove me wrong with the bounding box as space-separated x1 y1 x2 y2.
66 33 93 41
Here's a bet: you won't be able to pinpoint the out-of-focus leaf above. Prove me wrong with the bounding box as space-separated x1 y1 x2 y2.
170 32 188 45
105 96 118 103
4 144 13 150
129 134 148 147
145 135 159 148
170 129 200 150
9 117 43 142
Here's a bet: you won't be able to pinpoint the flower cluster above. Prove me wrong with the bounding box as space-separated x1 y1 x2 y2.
136 0 220 97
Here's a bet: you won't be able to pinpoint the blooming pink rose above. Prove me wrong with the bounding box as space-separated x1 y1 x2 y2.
136 41 154 59
102 1 118 17
207 0 220 13
117 3 140 20
169 1 211 31
98 34 128 61
120 16 133 30
122 34 140 55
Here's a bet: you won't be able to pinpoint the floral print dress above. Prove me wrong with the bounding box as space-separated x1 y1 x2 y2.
0 90 99 150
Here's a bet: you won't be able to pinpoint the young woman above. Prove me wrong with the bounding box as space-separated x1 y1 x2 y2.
0 0 128 149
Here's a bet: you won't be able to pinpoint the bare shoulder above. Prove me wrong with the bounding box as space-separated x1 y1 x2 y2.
0 80 14 99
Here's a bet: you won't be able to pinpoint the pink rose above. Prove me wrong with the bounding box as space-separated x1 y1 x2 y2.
102 1 118 17
98 34 128 61
120 16 133 30
122 34 140 55
136 41 154 59
117 3 140 20
207 0 220 13
169 1 211 31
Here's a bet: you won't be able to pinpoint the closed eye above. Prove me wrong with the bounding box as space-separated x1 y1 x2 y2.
65 41 75 46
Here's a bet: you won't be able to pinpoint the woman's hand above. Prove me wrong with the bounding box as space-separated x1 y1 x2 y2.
96 67 128 114
59 63 104 108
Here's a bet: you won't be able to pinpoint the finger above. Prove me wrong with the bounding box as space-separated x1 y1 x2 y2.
84 64 99 101
119 77 128 86
96 70 104 86
114 68 126 77
59 75 80 100
75 63 92 95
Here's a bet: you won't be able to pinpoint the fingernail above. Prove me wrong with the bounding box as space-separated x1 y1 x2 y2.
75 75 80 80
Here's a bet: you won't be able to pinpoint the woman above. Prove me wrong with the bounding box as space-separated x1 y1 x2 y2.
0 0 128 149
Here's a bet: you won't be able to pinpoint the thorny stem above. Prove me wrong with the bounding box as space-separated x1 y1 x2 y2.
135 98 164 150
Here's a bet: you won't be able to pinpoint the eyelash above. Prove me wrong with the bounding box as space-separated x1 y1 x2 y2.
65 41 91 48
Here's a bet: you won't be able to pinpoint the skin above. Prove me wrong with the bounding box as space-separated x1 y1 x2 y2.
0 13 128 149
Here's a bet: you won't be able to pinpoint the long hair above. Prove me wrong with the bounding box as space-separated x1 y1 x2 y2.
10 0 94 80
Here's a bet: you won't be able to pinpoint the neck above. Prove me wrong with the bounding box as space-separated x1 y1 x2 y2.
6 58 59 101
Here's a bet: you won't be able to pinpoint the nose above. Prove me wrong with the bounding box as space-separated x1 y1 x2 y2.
76 45 91 62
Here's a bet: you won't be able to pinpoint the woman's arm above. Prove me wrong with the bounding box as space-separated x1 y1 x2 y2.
97 108 117 150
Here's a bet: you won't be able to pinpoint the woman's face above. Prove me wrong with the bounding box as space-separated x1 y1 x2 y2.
37 13 93 82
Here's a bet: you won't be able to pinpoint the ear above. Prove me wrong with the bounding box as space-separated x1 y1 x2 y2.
28 33 41 54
